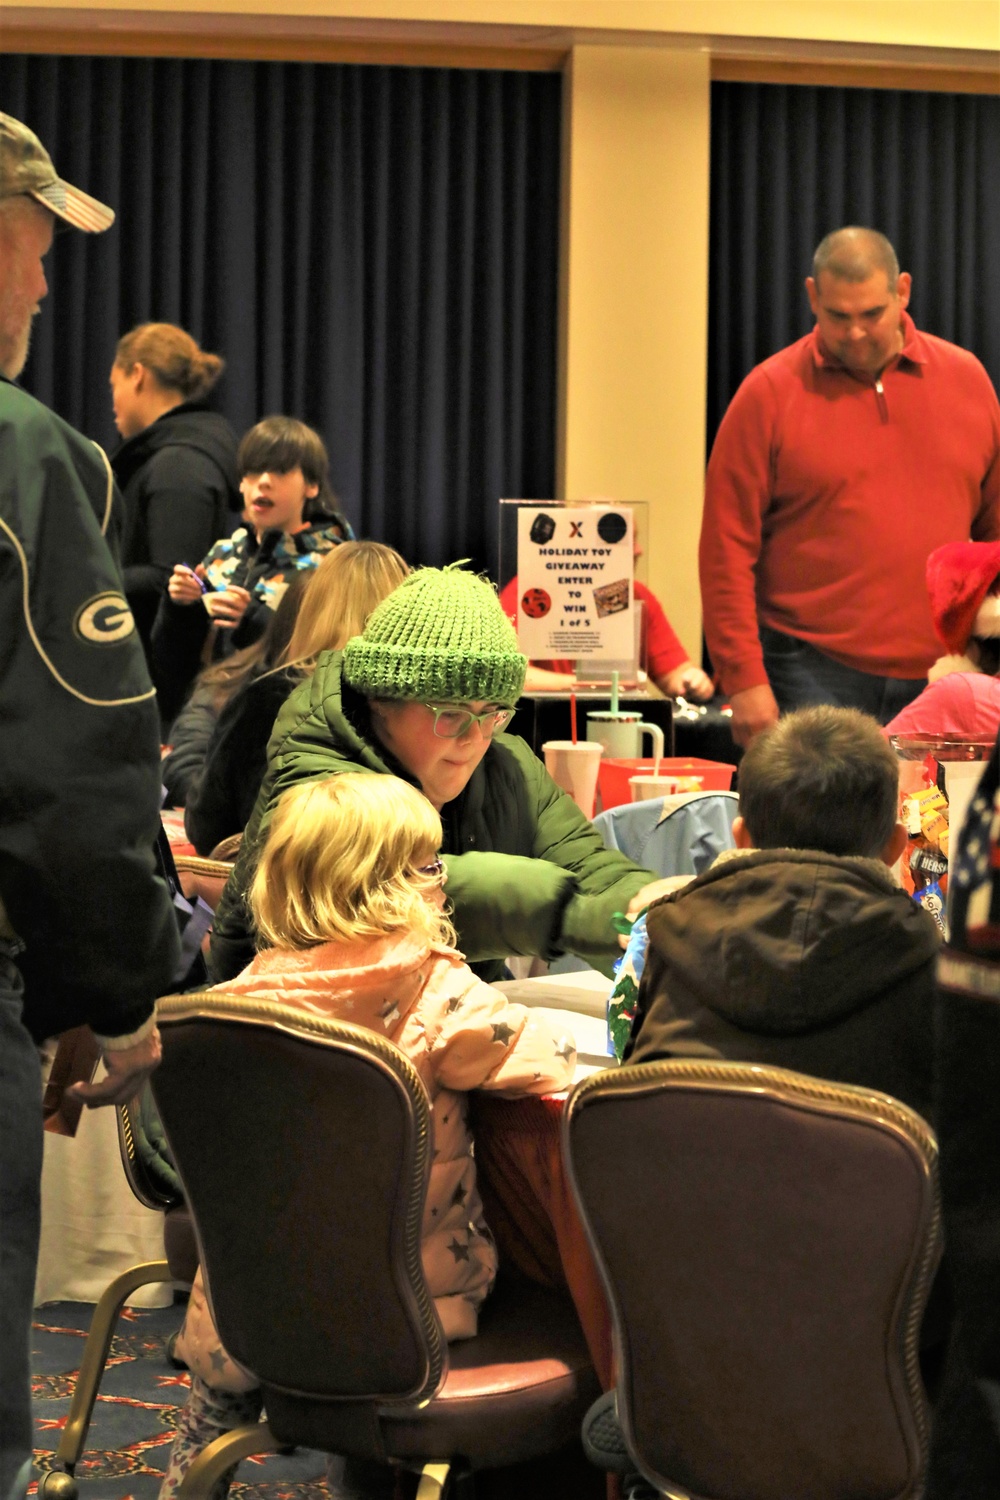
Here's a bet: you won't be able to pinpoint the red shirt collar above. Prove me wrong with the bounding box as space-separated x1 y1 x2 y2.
810 310 928 372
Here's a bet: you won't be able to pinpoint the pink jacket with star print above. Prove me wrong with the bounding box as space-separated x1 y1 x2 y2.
175 932 577 1387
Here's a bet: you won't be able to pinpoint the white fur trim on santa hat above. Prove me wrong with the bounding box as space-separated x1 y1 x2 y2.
928 654 978 683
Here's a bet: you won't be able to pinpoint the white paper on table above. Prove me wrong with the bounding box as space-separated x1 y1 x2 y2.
527 1006 614 1067
494 968 610 1018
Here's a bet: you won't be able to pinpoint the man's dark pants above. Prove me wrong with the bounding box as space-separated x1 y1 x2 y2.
761 625 926 725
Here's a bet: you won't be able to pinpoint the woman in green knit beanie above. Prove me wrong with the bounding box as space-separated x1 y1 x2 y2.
342 564 527 810
210 562 661 985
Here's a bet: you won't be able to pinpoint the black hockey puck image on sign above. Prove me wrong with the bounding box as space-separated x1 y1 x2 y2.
596 512 628 545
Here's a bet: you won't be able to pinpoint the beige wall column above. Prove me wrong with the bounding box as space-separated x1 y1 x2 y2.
559 44 711 662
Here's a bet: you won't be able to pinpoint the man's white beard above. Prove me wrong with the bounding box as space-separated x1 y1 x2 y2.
0 313 35 381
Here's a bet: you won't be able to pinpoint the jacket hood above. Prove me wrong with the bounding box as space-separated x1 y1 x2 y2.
267 650 396 777
111 401 239 490
646 848 940 1035
221 932 461 1038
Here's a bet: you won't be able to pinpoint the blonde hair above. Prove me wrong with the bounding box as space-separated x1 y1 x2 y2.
250 774 456 951
114 323 223 401
282 541 409 671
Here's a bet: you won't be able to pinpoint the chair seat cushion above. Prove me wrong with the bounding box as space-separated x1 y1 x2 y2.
263 1278 600 1469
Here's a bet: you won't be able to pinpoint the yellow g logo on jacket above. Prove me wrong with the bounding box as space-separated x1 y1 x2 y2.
74 592 135 644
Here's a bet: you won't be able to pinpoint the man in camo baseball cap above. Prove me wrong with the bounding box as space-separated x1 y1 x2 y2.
0 111 114 231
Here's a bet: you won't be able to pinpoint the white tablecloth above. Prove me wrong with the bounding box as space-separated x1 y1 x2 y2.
35 1073 170 1309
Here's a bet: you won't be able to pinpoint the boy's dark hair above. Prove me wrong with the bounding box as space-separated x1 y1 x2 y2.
237 415 340 522
738 706 899 858
970 635 1000 676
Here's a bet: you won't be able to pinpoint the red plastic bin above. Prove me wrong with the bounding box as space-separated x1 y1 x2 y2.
597 756 736 812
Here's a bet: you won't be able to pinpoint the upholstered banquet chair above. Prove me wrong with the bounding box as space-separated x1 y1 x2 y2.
149 992 599 1500
565 1060 941 1500
592 790 738 879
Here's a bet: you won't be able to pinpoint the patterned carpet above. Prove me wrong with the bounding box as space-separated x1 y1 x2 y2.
30 1300 603 1500
30 1300 327 1500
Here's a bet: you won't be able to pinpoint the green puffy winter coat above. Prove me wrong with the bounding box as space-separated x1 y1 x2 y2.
210 650 656 983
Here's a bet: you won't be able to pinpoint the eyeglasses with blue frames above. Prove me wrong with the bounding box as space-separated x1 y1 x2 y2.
424 704 515 739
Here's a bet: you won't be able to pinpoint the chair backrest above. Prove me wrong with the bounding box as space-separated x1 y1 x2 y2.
172 854 235 912
592 791 738 878
117 1087 184 1211
117 1088 200 1282
565 1060 940 1500
151 993 445 1405
208 832 243 863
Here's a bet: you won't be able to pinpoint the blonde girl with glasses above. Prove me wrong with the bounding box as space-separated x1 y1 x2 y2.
160 772 576 1500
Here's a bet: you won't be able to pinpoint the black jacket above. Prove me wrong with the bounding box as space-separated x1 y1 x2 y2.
112 401 240 652
628 847 940 1123
0 376 179 1040
184 669 298 854
160 681 221 808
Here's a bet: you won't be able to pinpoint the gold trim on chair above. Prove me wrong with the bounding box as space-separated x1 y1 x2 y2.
569 1057 938 1165
171 855 236 883
208 833 244 862
115 1095 181 1213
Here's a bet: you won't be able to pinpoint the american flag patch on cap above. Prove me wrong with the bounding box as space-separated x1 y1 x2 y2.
31 177 114 234
0 111 114 233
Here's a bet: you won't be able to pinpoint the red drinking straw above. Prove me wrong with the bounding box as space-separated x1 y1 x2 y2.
570 688 578 744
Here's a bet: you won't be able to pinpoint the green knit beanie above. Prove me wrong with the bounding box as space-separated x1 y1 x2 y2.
343 565 527 705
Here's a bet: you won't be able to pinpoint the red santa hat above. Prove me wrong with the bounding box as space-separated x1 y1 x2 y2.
926 541 1000 655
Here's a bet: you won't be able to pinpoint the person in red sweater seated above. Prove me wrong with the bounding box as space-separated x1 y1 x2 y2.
700 225 1000 749
885 540 1000 743
499 574 714 701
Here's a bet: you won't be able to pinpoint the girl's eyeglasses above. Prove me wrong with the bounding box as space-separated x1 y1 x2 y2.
424 705 514 739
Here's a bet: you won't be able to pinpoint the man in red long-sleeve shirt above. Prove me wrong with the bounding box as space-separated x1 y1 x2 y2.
700 226 1000 748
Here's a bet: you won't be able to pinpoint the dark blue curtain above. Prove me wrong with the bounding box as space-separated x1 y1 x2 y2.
1 55 561 571
708 82 1000 448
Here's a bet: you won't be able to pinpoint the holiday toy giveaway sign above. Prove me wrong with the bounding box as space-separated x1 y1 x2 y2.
515 505 634 661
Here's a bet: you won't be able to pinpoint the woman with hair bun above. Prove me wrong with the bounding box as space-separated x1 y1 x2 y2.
110 322 240 654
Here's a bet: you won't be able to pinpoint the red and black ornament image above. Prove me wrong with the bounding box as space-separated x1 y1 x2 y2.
521 587 552 619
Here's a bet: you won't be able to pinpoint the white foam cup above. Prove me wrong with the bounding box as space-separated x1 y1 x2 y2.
629 773 703 803
542 740 603 818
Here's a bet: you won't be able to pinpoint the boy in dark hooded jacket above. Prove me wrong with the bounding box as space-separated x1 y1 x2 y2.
626 704 939 1124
